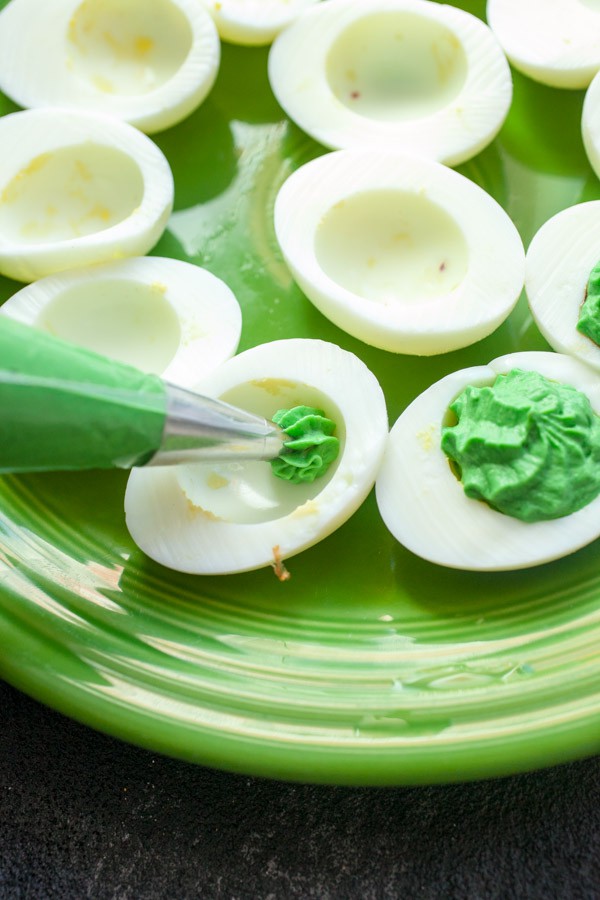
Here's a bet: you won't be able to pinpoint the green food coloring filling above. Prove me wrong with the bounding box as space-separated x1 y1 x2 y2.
441 368 600 522
577 259 600 345
271 406 340 485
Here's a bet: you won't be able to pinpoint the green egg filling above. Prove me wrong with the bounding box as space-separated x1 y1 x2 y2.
576 259 600 346
271 405 340 485
441 368 600 523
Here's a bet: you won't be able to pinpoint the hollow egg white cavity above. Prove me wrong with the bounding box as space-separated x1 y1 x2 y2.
583 71 600 178
274 150 525 355
125 339 388 574
487 0 600 90
200 0 321 46
526 201 600 372
0 0 220 133
268 0 512 165
0 257 242 389
0 108 173 283
376 351 600 572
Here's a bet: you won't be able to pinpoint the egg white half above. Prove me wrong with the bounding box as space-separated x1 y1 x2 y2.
0 257 242 389
583 71 600 179
0 108 173 283
274 150 525 355
376 351 600 571
125 339 388 574
269 0 512 165
526 201 600 372
487 0 600 89
200 0 321 46
0 0 220 133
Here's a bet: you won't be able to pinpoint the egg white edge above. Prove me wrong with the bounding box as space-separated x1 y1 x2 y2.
583 71 600 180
375 350 600 571
125 338 389 575
0 256 242 389
274 149 525 355
0 108 174 282
0 0 221 133
526 200 600 373
268 0 512 165
200 0 321 45
487 0 600 90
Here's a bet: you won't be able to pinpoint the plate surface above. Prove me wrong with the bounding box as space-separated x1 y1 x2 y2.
1 1 600 785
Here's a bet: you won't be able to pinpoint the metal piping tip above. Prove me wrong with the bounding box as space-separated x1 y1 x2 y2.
146 381 286 467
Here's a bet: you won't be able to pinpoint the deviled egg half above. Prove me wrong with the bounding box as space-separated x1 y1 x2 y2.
0 0 220 133
274 150 525 355
526 201 600 372
200 0 321 46
487 0 600 90
0 257 242 389
269 0 512 165
125 339 388 574
376 351 600 571
0 109 173 283
583 71 600 179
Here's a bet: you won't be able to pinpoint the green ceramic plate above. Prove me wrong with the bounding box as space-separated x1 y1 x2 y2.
1 1 600 786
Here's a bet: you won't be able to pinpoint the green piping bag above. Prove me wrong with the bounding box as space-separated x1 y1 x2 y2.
0 317 284 474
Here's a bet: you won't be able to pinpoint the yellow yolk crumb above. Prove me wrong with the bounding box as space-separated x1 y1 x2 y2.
417 424 437 452
134 36 154 56
207 473 229 490
1 154 51 204
250 378 299 396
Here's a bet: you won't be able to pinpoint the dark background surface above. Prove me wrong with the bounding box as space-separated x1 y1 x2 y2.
1 680 599 900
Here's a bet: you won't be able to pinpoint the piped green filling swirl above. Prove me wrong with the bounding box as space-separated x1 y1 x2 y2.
577 259 600 345
271 406 340 484
441 369 600 522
